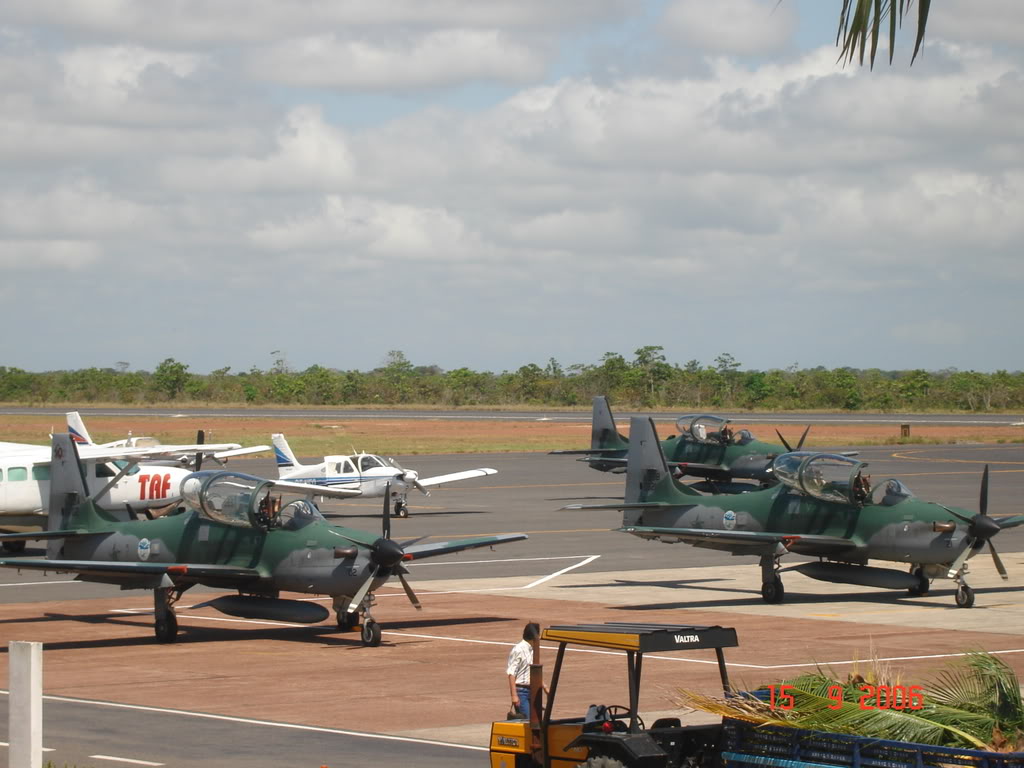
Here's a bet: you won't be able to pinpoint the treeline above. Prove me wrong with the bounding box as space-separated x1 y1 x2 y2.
1 348 1022 412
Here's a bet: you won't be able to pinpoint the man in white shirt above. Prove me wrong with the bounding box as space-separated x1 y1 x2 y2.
507 622 540 718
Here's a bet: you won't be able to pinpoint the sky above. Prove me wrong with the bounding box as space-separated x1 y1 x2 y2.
0 0 1021 375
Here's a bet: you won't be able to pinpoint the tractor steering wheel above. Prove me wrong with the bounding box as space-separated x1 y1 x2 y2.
602 705 644 731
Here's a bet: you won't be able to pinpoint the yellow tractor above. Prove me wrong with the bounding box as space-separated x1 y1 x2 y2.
489 622 737 768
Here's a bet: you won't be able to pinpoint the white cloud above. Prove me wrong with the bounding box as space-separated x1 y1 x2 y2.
0 179 156 237
661 0 797 56
0 239 101 270
246 29 546 89
59 45 202 108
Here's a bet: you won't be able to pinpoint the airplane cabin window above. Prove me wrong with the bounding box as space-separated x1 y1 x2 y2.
359 456 384 471
278 500 325 531
8 467 27 481
343 460 355 474
113 460 141 475
96 463 117 478
32 466 50 480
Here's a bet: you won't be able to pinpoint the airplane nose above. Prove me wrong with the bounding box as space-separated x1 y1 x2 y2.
371 537 406 569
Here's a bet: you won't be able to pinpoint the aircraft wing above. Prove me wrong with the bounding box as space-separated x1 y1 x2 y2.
266 478 363 498
402 533 527 560
0 558 262 583
620 526 857 556
0 529 101 542
995 515 1024 530
549 449 625 455
212 445 270 460
47 443 247 465
417 468 497 487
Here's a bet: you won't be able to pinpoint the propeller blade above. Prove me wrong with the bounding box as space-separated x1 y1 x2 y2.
413 479 430 496
398 535 430 548
397 571 422 610
347 564 377 613
937 504 974 526
382 482 391 540
980 465 989 517
775 429 793 453
796 425 811 451
946 540 975 579
195 429 205 472
989 541 1008 581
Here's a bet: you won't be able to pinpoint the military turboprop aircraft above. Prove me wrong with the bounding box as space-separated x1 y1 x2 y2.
0 434 527 645
564 417 1023 608
0 431 266 550
272 433 497 517
551 396 819 492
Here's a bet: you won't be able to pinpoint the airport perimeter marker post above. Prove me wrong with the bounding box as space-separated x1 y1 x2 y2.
8 641 42 768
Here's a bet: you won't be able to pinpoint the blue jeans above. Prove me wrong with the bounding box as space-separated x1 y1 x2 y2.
516 686 530 718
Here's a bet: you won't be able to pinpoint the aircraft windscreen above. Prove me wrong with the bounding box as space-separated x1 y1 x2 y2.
359 455 385 471
278 499 324 531
734 429 755 445
870 478 915 506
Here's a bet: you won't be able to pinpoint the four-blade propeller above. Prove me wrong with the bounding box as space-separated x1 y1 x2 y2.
941 465 1008 581
343 484 422 613
775 426 811 453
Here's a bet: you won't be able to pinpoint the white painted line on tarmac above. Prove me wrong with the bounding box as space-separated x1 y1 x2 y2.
0 580 81 587
0 742 54 751
407 554 590 567
90 755 164 766
0 691 486 752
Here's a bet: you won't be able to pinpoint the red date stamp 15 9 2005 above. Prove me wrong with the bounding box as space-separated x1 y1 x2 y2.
766 684 925 711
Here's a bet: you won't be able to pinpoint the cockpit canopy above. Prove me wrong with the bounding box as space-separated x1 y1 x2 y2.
676 415 731 443
324 453 388 475
771 452 871 505
180 470 326 529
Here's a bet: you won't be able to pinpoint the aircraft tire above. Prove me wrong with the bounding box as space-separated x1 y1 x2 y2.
761 578 785 604
1 540 26 554
361 620 382 646
907 567 929 596
395 502 409 518
155 613 178 644
955 584 975 609
337 611 359 631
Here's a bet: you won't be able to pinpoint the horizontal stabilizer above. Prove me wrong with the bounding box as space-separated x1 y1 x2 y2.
563 502 671 511
403 533 527 560
418 468 497 487
549 449 626 456
0 529 97 542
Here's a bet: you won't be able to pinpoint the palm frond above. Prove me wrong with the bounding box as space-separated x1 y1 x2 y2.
836 0 931 67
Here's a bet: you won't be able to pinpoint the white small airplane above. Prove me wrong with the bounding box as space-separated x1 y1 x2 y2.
0 415 269 551
271 433 497 517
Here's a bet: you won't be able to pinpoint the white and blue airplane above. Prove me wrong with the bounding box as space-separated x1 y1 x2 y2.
272 433 497 517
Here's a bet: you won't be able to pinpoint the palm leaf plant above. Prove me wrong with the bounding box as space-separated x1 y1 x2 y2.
678 651 1023 751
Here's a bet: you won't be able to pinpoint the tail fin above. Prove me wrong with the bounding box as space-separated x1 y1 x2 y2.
591 396 628 451
47 434 113 555
272 433 302 475
66 411 93 445
623 417 700 525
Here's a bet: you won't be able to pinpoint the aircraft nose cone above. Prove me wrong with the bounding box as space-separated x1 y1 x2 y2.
371 537 405 568
972 514 1001 541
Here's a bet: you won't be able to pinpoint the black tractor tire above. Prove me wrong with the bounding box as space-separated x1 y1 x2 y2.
337 611 360 631
761 577 785 604
361 620 382 646
577 756 626 768
155 613 179 644
907 567 930 596
2 540 27 554
955 584 975 609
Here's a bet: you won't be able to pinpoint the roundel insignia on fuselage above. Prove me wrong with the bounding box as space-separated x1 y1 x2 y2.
138 538 152 561
723 510 737 530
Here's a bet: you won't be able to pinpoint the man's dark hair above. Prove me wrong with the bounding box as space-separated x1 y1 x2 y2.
523 622 540 641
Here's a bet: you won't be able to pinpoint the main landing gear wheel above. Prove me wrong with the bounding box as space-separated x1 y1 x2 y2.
956 584 975 608
908 567 930 596
394 500 409 518
2 540 26 554
337 611 359 631
155 612 178 644
361 619 382 646
761 577 785 604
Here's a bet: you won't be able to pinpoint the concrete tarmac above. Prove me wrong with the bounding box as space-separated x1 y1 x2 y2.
1 442 1023 767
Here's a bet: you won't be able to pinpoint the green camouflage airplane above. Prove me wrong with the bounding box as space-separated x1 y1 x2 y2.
0 434 526 645
551 396 816 492
565 417 1023 608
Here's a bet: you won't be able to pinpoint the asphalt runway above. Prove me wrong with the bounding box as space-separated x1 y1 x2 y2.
2 442 1023 767
2 405 1021 425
